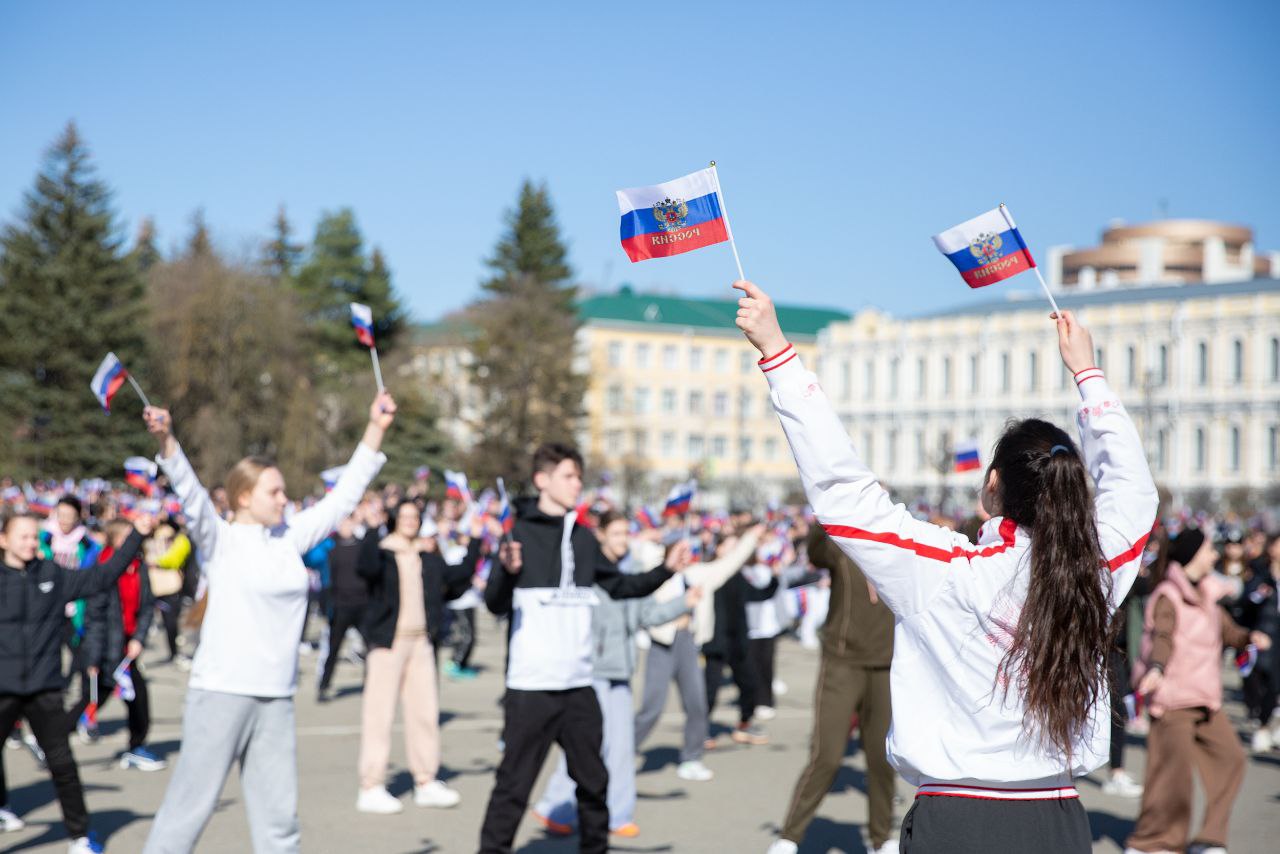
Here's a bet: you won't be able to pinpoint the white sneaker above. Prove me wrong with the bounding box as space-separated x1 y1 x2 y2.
0 806 25 832
755 705 777 721
871 840 900 854
1101 770 1144 798
1251 727 1274 754
356 786 403 814
766 841 798 854
676 760 714 782
413 780 461 808
67 837 103 853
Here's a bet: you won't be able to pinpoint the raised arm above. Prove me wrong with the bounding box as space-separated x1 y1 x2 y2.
146 406 223 560
286 392 394 553
62 526 147 601
1058 310 1159 608
734 280 972 618
684 529 762 594
595 539 688 600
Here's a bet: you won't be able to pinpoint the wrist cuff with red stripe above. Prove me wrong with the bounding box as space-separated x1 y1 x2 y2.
1073 367 1104 386
758 343 797 373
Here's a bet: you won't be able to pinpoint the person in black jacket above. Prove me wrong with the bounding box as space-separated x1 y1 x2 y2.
478 443 685 854
703 533 780 747
67 518 165 772
0 510 149 853
316 510 378 703
1241 535 1280 752
353 500 481 815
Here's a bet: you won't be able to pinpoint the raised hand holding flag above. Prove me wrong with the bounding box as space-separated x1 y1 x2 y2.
349 302 385 392
91 352 151 411
932 204 1060 314
616 162 744 279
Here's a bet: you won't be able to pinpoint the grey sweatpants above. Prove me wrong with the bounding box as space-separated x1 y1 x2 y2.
634 629 708 763
143 688 300 854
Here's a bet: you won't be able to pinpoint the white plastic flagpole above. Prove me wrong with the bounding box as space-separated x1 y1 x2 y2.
125 374 152 409
370 347 385 393
709 161 746 282
998 203 1061 316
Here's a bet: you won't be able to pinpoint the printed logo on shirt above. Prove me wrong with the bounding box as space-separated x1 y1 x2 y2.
38 581 54 593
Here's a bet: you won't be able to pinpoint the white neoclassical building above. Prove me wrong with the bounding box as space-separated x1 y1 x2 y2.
818 274 1280 513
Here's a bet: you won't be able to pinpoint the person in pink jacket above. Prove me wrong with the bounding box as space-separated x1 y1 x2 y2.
1124 529 1271 854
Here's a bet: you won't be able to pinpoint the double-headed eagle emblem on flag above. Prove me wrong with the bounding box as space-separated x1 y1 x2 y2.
652 197 689 232
968 231 1004 264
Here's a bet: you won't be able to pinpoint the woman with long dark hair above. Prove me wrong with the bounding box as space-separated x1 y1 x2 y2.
736 280 1158 854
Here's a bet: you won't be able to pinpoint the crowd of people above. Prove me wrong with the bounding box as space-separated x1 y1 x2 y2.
0 284 1277 853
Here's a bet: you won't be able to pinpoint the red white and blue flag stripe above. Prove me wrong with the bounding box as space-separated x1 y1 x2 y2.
616 168 730 263
663 480 696 517
496 478 514 535
444 470 471 504
636 506 660 530
954 439 982 473
932 205 1036 289
350 302 375 348
91 352 129 412
124 457 158 496
320 465 346 493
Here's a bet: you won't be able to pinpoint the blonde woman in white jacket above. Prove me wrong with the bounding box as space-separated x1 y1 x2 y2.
633 526 761 782
141 393 395 854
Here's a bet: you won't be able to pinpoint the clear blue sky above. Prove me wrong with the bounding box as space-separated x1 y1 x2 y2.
2 1 1277 323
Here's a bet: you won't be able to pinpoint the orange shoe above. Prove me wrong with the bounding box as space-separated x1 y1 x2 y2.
611 823 640 838
530 810 573 837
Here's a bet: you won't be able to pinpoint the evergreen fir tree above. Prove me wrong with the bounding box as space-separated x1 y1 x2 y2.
263 204 303 282
0 123 150 478
466 180 586 486
130 218 162 275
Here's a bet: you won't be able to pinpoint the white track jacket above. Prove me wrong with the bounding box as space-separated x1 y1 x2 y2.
760 345 1157 797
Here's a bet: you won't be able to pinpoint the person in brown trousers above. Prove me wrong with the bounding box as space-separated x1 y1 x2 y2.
768 526 897 854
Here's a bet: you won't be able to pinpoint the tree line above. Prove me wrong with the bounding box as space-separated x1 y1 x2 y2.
0 123 584 495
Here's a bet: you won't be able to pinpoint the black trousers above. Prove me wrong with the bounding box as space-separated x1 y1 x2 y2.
0 691 91 838
705 642 758 724
1108 646 1130 770
450 607 477 668
1243 666 1277 725
901 795 1090 853
479 687 608 854
749 635 778 709
155 593 184 659
318 602 367 692
67 663 151 750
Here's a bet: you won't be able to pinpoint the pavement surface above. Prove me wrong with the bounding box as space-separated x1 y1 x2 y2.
3 615 1278 853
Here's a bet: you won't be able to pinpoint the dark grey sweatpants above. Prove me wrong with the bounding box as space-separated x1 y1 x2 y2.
633 629 708 763
901 795 1090 853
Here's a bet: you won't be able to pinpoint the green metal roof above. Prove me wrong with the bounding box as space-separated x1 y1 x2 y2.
578 285 849 338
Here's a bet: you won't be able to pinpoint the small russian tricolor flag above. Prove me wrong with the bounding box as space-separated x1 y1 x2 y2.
1236 644 1258 678
636 506 660 530
496 477 514 535
954 439 982 473
350 302 375 348
616 168 730 263
444 470 471 504
124 457 158 496
320 465 346 493
932 205 1036 289
663 480 696 518
90 352 129 412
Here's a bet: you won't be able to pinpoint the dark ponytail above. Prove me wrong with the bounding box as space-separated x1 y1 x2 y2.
990 418 1112 766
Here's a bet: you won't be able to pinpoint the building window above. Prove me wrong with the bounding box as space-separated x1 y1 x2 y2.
740 390 752 419
1000 352 1010 393
663 345 678 370
661 388 677 413
606 385 624 414
711 435 727 458
861 431 874 467
1158 344 1169 385
763 392 772 417
840 360 852 400
687 434 705 459
635 343 650 369
889 357 900 397
606 430 623 455
1126 346 1136 388
633 430 648 456
969 354 980 393
1095 346 1105 373
689 347 704 371
943 356 953 396
865 360 876 397
1195 427 1206 471
739 436 753 462
917 358 927 398
1229 426 1241 472
607 342 623 368
915 431 927 469
764 437 778 461
633 387 651 414
1232 339 1243 383
1270 426 1278 470
688 390 704 415
740 351 754 373
661 431 676 458
1028 351 1038 392
1155 429 1167 472
887 429 898 471
713 391 729 417
714 348 729 373
1197 341 1209 385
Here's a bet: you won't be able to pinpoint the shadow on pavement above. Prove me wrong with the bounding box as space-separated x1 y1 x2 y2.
1088 808 1135 849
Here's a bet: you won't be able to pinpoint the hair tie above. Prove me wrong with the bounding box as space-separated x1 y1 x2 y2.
1049 444 1070 457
